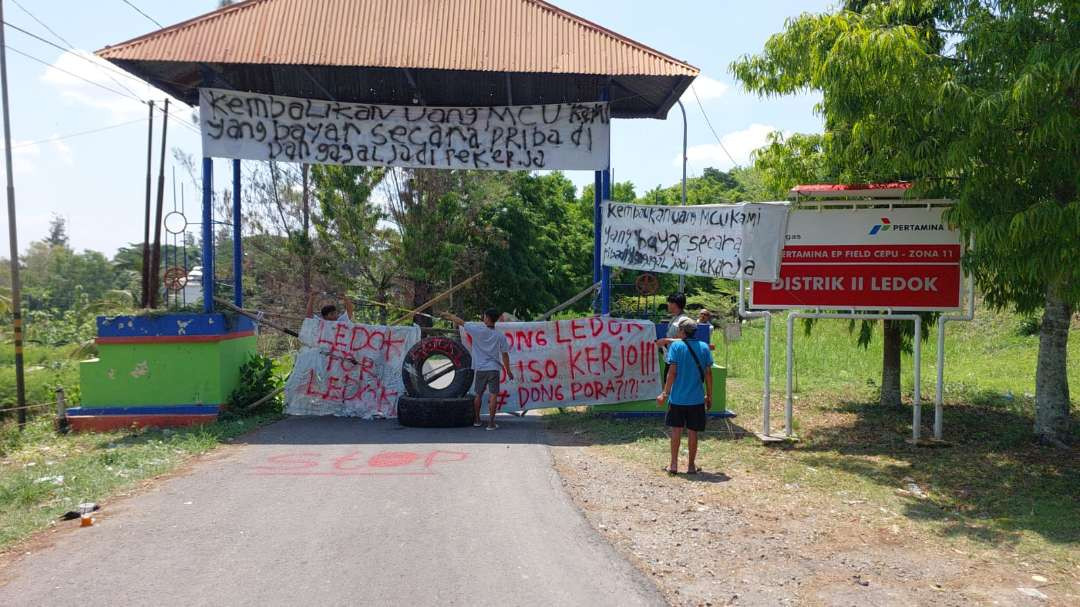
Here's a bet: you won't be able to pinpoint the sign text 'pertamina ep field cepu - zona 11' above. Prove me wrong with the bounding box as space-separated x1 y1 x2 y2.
751 205 963 311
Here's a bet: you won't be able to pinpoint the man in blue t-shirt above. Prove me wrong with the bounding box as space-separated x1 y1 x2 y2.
656 318 714 474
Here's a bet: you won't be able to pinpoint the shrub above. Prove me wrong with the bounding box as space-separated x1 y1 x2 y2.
224 354 283 418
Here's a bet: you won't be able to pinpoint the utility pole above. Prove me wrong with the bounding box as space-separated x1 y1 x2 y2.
677 99 687 293
149 98 169 307
141 101 154 307
0 0 28 427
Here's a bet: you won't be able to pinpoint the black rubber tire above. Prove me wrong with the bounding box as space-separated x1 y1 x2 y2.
396 396 475 428
402 337 474 398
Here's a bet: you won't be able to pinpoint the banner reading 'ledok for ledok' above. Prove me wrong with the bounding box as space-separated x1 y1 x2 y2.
601 201 790 280
284 318 420 418
460 318 661 412
199 88 609 171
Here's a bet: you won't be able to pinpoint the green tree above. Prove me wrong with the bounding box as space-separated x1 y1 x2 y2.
45 214 69 247
310 164 399 318
732 0 1079 444
472 171 592 317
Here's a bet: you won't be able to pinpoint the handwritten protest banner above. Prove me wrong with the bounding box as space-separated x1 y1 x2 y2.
601 201 790 280
460 318 660 412
199 88 609 171
284 318 420 418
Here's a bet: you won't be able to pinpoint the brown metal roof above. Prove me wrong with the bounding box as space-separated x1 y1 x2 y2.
96 0 698 118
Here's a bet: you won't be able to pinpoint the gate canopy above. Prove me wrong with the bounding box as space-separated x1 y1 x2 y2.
96 0 698 118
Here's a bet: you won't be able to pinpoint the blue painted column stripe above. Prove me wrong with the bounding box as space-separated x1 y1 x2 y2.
201 157 214 313
232 159 243 308
600 86 612 315
592 169 602 313
601 163 612 315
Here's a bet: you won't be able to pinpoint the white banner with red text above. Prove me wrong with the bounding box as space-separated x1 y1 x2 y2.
284 318 421 418
460 318 661 412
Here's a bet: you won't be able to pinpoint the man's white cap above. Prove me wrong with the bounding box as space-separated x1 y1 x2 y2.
677 317 698 334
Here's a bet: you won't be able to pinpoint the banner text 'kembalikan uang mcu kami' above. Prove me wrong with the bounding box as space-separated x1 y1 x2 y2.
601 201 790 280
199 88 609 171
284 318 420 418
462 318 661 412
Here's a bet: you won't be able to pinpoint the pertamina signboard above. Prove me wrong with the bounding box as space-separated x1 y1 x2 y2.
751 205 962 311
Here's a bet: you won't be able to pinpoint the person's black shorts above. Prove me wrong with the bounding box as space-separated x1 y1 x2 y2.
473 370 500 396
665 404 706 432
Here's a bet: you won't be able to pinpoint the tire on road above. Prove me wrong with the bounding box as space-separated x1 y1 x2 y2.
402 337 473 398
396 396 475 428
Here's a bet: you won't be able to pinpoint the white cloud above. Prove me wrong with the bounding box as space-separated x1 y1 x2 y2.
51 138 74 165
0 139 42 176
681 74 730 103
40 50 177 119
674 123 790 171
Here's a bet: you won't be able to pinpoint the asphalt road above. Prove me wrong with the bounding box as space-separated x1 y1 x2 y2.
0 415 663 607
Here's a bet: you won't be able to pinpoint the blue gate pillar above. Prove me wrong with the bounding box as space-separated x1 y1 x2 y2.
593 86 612 315
592 169 602 314
600 163 612 315
201 157 214 313
232 159 243 307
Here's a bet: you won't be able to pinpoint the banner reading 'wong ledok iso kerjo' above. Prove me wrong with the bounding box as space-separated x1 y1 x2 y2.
461 318 661 412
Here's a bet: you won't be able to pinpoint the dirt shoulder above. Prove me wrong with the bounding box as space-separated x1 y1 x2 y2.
549 440 1078 607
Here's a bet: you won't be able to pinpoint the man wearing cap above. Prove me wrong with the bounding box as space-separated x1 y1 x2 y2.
656 317 714 474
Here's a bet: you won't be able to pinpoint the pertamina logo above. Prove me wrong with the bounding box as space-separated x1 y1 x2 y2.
869 217 944 235
868 218 891 235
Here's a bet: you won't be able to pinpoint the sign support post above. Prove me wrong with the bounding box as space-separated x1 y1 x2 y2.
232 159 243 308
201 157 214 313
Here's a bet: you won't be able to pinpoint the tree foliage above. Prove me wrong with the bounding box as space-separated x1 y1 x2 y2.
733 0 1079 441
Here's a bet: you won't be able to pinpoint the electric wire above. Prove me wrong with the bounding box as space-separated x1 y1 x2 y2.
10 0 146 101
690 83 739 168
119 0 164 29
4 118 146 150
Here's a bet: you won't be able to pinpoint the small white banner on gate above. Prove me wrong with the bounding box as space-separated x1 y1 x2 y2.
601 201 790 281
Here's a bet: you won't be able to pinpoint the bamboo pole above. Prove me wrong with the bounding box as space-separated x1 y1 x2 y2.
391 273 481 325
536 281 602 321
354 296 436 320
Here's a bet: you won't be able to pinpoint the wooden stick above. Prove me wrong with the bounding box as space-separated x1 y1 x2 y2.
215 297 360 365
355 296 436 320
535 281 602 321
391 272 482 325
240 384 286 413
214 297 299 338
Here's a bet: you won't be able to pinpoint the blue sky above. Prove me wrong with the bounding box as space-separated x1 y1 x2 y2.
0 0 830 256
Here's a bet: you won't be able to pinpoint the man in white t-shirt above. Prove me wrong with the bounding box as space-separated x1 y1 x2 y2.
657 292 690 350
441 308 514 430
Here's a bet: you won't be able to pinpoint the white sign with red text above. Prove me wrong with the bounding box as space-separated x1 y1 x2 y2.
751 205 962 311
284 318 421 418
460 318 661 411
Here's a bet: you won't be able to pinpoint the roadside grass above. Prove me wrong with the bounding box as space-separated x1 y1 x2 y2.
0 413 280 551
0 344 82 409
547 305 1080 574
